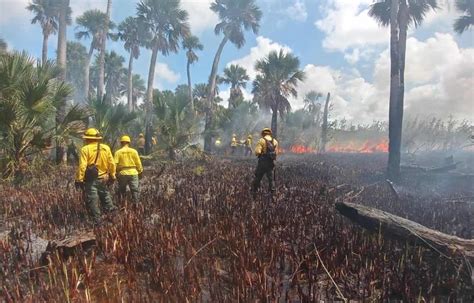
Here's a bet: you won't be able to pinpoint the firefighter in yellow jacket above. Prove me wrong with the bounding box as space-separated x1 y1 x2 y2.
114 135 143 203
251 128 278 197
230 134 238 155
75 128 117 223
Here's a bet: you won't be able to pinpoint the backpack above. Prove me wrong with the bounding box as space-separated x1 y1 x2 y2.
264 138 277 161
84 142 100 182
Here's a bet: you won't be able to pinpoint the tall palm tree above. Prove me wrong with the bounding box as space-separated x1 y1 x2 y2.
182 35 203 111
137 0 190 154
117 17 148 111
75 9 114 101
454 0 474 34
219 64 249 109
103 51 126 104
204 0 262 151
27 0 59 65
97 0 112 101
369 0 437 180
252 50 305 138
55 0 70 164
129 74 146 110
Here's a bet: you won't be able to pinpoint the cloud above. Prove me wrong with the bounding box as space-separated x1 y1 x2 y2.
286 0 308 22
315 0 388 52
70 1 107 19
294 33 473 124
154 62 180 89
0 0 30 26
181 0 218 34
227 36 292 79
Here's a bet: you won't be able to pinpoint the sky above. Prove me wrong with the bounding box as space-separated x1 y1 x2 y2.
0 0 473 124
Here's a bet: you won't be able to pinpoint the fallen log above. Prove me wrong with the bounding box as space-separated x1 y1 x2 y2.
427 162 460 174
41 230 96 264
335 202 474 261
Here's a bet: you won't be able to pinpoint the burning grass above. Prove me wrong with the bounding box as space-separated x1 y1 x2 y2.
0 154 472 301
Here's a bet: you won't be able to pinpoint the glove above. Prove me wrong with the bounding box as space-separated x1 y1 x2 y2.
74 181 84 190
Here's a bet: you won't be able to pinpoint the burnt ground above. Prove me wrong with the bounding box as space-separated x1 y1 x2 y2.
0 153 473 302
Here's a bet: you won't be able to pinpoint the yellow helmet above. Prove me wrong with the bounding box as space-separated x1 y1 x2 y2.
248 135 252 138
120 135 131 143
232 134 237 137
82 128 102 140
261 128 272 136
139 133 144 137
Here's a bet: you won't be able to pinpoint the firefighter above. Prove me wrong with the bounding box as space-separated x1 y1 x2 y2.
230 134 238 155
75 128 117 223
137 133 145 155
114 135 143 203
215 137 222 155
251 128 278 197
244 135 253 156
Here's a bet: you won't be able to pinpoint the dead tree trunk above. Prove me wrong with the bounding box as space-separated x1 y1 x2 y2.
319 92 330 152
336 202 474 261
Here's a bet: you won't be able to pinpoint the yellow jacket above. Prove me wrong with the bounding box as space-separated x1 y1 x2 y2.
255 135 278 157
231 137 238 147
245 138 252 147
114 145 143 176
137 137 145 148
76 142 116 182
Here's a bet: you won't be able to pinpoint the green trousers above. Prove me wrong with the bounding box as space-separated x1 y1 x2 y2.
117 174 140 203
252 158 275 193
84 179 116 221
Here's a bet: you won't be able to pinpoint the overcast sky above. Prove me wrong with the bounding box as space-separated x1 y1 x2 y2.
0 0 473 123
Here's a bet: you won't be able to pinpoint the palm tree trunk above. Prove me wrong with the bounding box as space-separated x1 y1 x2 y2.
144 43 159 154
127 53 134 112
271 106 278 139
186 59 193 111
55 0 69 164
397 0 408 152
84 44 94 102
41 32 48 65
387 0 401 181
320 92 330 153
204 36 228 152
98 0 112 102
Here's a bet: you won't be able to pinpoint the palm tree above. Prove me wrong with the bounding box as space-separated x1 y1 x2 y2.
252 50 305 138
219 64 249 109
130 74 146 110
97 0 112 101
204 0 262 151
303 90 323 128
55 0 70 164
182 35 203 111
27 0 59 65
90 51 126 104
137 0 190 154
369 0 437 180
117 17 148 111
0 52 88 179
454 0 473 34
66 41 88 102
0 38 7 53
75 9 114 101
320 93 331 153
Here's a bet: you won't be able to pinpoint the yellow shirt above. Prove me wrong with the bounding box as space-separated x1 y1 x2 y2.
245 138 252 146
215 139 222 147
255 135 278 157
76 142 116 182
114 145 143 176
231 137 238 147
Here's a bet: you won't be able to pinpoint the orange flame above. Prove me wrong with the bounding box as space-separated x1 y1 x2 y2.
290 145 315 154
328 140 388 153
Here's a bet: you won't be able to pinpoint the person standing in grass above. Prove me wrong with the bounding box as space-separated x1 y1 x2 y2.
114 135 143 203
251 128 278 197
75 128 117 223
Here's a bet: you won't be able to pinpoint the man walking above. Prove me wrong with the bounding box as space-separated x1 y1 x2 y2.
251 128 278 197
114 135 143 203
75 128 117 223
137 133 145 155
